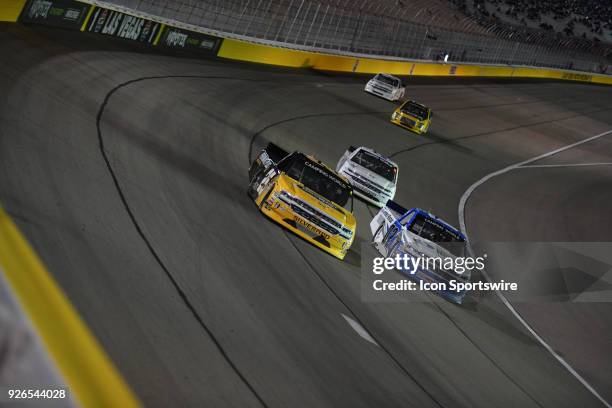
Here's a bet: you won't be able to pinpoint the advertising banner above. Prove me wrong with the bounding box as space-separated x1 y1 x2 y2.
159 26 222 55
19 0 90 29
85 6 161 45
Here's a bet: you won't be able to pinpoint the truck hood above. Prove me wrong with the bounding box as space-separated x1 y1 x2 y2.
344 162 395 192
278 174 356 229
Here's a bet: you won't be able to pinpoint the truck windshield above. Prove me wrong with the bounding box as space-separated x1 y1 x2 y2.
281 153 352 209
375 74 400 87
351 150 397 182
401 102 428 120
408 214 466 256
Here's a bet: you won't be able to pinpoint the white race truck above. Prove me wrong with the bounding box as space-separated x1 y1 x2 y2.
336 146 397 208
364 73 405 101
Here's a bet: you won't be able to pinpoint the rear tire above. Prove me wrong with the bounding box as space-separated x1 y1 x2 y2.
247 183 258 199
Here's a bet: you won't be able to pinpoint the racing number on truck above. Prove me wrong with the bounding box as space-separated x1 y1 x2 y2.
251 166 277 198
382 223 398 246
259 151 274 168
257 168 277 195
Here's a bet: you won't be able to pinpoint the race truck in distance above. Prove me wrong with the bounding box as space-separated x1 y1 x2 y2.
364 73 405 101
390 100 432 134
248 143 356 260
370 201 469 304
336 146 398 208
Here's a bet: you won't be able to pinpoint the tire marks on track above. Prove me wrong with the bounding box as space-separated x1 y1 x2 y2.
96 75 270 408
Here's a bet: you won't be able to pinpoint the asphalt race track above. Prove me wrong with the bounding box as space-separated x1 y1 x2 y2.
1 24 611 407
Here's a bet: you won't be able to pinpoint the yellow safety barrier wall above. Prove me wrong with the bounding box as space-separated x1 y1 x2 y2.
0 206 141 408
2 4 144 402
0 0 27 21
218 38 612 85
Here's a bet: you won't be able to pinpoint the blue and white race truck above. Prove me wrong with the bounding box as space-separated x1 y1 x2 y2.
370 201 470 304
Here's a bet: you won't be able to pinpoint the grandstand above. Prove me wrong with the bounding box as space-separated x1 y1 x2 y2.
460 0 612 43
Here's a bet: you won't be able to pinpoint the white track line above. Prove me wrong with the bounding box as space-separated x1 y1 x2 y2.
341 314 379 347
520 162 612 168
458 129 612 408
